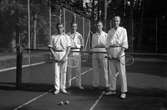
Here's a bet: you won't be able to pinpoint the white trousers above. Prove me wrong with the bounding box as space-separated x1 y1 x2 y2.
68 54 82 87
92 53 108 87
54 51 67 91
108 56 128 92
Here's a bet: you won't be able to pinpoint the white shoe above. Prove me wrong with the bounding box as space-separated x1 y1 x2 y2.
120 93 126 99
53 90 59 95
61 89 68 94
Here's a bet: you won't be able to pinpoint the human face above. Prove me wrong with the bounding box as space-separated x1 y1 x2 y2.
57 24 64 34
113 16 121 29
72 23 77 32
97 22 103 32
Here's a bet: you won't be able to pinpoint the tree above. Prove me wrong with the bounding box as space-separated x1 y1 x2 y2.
0 0 51 51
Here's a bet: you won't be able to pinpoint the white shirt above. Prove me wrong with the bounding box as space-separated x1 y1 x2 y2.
69 32 84 56
69 32 84 49
92 31 107 51
51 33 72 51
106 27 128 57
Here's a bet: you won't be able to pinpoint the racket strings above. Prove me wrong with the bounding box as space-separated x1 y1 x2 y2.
105 55 134 66
124 55 134 65
67 56 80 68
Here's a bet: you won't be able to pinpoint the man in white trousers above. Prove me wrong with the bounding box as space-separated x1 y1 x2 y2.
68 22 84 89
105 16 128 99
92 21 109 89
49 23 72 95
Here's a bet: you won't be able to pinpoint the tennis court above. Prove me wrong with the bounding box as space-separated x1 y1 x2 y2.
0 50 167 110
1 0 167 110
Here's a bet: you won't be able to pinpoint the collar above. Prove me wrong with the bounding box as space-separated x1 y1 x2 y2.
96 31 104 36
71 31 78 35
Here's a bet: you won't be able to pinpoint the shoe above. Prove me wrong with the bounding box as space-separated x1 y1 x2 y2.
120 93 126 99
105 90 116 95
53 90 59 95
79 86 84 90
61 89 68 94
104 87 110 92
68 81 71 87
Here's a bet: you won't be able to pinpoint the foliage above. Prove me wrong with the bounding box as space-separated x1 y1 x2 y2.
0 0 90 51
0 0 50 51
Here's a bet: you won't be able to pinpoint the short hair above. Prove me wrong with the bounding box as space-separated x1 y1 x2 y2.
97 20 103 25
56 23 64 28
110 16 121 26
113 16 121 21
56 23 64 30
71 22 77 27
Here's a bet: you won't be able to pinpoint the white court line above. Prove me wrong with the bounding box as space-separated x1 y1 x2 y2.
89 91 105 110
13 90 52 110
70 68 93 81
0 61 46 73
0 67 16 73
12 67 93 110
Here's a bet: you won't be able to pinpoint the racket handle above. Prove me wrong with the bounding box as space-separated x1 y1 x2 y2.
105 56 120 61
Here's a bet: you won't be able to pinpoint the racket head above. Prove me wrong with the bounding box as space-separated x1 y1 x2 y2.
120 55 134 66
105 55 134 66
67 56 79 68
46 56 59 63
104 56 120 62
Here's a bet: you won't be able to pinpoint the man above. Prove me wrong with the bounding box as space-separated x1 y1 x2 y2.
92 21 108 88
49 23 72 94
68 22 84 89
105 16 128 99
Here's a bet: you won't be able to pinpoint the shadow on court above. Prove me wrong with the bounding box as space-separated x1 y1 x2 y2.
0 85 167 110
0 55 167 110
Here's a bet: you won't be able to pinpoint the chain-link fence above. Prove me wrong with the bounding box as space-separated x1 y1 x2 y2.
0 1 92 86
63 8 91 49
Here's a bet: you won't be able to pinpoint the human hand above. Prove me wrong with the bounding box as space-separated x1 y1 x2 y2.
59 57 67 64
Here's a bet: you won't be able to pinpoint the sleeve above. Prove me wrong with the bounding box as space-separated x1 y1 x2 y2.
75 34 83 48
48 35 54 48
91 34 96 48
80 34 84 47
121 29 128 49
105 33 111 48
104 33 108 46
66 35 72 48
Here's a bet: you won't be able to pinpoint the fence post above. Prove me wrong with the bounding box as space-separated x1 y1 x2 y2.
63 8 66 32
104 0 108 31
83 17 85 38
33 14 37 49
49 0 52 44
155 16 158 53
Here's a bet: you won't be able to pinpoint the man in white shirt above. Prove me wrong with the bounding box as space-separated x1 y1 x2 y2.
92 21 109 88
105 16 128 99
68 22 84 89
49 23 72 94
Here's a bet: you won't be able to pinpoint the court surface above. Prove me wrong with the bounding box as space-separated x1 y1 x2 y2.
0 55 167 110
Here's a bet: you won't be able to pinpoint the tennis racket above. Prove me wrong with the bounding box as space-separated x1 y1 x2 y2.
67 56 80 68
47 55 79 68
105 54 134 66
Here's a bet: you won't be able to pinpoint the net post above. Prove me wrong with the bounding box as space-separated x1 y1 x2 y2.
16 33 23 89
